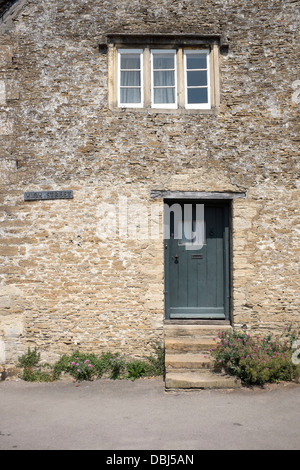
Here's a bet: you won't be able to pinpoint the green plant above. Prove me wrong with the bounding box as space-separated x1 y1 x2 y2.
124 343 165 380
144 342 165 377
53 350 126 381
97 351 118 375
109 353 125 379
18 347 41 368
126 360 147 380
53 350 103 381
16 342 166 383
211 327 300 386
281 324 300 348
17 347 53 382
21 367 53 382
69 357 95 381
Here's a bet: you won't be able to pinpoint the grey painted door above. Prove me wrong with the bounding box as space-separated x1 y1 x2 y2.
164 201 230 320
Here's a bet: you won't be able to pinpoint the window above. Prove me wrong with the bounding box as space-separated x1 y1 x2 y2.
109 40 220 112
184 50 210 109
151 50 177 109
107 33 222 113
118 49 143 107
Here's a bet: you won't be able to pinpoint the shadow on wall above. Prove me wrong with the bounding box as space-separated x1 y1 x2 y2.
0 0 19 19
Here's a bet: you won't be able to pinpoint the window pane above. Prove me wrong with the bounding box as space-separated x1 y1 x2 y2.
187 70 207 87
121 71 141 86
187 88 208 104
153 54 175 70
154 87 175 104
120 54 140 69
120 88 141 104
154 70 175 87
186 54 207 70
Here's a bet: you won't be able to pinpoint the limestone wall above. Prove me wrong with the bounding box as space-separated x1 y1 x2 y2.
0 0 299 366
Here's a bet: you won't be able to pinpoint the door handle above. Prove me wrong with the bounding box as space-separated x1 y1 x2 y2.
172 254 179 263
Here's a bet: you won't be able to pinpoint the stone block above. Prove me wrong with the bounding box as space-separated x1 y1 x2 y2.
0 114 13 135
0 80 6 105
0 246 18 256
0 296 11 309
0 46 13 67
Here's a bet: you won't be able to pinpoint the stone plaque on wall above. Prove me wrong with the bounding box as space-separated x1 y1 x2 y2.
24 190 73 201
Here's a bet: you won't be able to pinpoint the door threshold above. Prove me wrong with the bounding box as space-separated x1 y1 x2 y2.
164 319 231 325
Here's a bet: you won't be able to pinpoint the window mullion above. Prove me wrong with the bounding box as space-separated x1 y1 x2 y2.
177 48 184 108
144 48 151 108
211 44 219 109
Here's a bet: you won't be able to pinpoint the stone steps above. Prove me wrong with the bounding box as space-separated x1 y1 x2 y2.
166 370 241 389
164 323 232 337
165 352 213 370
165 337 217 352
164 323 241 390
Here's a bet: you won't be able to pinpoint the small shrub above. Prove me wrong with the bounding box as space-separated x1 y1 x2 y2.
126 360 147 380
98 351 119 376
21 367 52 382
109 354 126 380
18 347 41 369
211 327 300 386
53 350 127 381
68 357 95 381
53 350 102 381
17 347 53 382
144 342 165 377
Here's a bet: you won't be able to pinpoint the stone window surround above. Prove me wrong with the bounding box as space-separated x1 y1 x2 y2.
105 33 228 115
150 190 247 200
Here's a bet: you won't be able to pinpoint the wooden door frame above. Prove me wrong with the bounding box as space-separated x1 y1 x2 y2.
163 197 232 323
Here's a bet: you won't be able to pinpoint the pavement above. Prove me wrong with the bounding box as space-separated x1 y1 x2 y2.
0 376 300 451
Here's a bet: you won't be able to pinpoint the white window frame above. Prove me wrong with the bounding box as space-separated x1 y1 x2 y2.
111 44 218 112
117 48 144 108
184 49 211 110
151 49 178 109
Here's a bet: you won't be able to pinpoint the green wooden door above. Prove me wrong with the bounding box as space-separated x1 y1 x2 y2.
164 201 230 320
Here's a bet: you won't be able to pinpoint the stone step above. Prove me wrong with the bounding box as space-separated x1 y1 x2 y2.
164 323 231 339
165 370 241 390
165 337 217 353
163 323 239 390
165 352 214 370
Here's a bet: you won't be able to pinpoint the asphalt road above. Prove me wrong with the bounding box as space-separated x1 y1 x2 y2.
0 377 299 451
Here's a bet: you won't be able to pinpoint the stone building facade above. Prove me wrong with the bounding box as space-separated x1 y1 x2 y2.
0 0 299 372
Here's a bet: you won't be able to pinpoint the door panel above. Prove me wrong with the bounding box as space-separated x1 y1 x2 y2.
164 201 230 320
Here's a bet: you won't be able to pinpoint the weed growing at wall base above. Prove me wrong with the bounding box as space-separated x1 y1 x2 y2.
109 354 126 379
17 347 53 382
16 343 165 382
210 326 300 385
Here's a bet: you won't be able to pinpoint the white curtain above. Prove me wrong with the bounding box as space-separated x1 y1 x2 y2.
120 53 141 104
152 52 175 105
